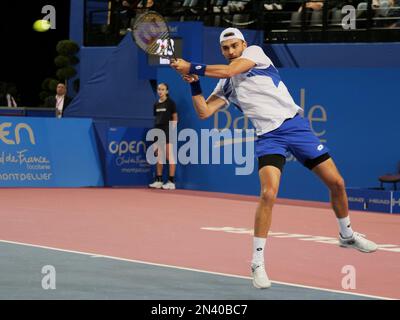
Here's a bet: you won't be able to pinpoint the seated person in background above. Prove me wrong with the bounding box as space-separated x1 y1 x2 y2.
177 0 206 14
298 0 324 12
137 0 153 8
357 0 393 16
211 0 251 14
211 0 228 12
358 0 400 26
6 92 17 107
137 0 162 12
387 0 400 27
0 82 18 107
263 0 283 11
113 0 139 34
228 0 252 12
44 82 72 118
136 0 164 16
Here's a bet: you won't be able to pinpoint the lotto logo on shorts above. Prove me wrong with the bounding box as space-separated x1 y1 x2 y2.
317 144 324 151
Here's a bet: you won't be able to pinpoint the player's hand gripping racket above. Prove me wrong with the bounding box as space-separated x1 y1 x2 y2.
131 11 177 61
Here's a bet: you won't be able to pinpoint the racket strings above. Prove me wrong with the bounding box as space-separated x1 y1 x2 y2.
132 11 174 58
147 31 170 55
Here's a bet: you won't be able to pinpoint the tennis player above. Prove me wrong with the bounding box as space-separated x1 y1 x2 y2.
170 27 378 289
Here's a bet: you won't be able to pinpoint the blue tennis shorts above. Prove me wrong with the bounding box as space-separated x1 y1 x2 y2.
255 114 329 167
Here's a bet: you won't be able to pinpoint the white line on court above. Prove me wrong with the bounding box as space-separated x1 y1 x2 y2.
0 238 394 300
201 227 400 252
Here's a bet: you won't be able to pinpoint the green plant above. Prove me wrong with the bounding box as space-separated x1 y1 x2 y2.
39 39 80 106
54 40 80 83
39 77 58 106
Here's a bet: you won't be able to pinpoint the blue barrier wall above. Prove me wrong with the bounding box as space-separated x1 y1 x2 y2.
347 188 400 214
0 117 104 187
202 40 400 68
158 67 400 201
66 10 400 200
64 35 155 128
267 43 400 68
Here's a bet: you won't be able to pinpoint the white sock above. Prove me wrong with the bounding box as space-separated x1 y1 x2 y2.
252 237 266 265
338 216 354 238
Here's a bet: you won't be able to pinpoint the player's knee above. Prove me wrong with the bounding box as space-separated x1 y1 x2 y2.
260 188 278 204
330 176 346 194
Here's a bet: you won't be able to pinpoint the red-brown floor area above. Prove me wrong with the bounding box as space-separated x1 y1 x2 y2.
0 188 399 299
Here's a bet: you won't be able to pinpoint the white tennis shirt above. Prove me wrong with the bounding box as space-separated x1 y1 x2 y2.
211 45 302 136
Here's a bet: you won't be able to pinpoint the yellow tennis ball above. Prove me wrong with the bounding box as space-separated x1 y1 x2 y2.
33 20 51 32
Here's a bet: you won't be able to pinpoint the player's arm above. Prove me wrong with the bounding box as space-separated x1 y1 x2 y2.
193 93 227 120
183 75 227 120
171 58 255 79
203 58 255 78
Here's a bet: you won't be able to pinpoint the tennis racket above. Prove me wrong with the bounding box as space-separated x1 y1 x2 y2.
131 11 177 60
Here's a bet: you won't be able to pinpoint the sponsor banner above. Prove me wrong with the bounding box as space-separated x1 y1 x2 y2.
105 127 152 186
0 117 103 187
390 192 400 213
347 188 400 214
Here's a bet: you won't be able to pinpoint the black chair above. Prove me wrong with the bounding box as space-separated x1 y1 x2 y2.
379 161 400 190
290 11 302 28
328 8 344 29
310 9 323 28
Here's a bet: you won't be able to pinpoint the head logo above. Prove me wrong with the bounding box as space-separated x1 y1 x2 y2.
0 122 36 145
317 144 324 151
392 197 400 207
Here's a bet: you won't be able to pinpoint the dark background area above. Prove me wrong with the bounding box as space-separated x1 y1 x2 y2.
1 0 71 107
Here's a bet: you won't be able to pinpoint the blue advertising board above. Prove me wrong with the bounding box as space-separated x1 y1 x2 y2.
347 188 400 214
0 117 103 187
105 127 152 186
157 67 400 202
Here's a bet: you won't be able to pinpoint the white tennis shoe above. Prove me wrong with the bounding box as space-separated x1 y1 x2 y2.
162 181 176 190
149 181 163 189
251 263 271 289
339 232 378 253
